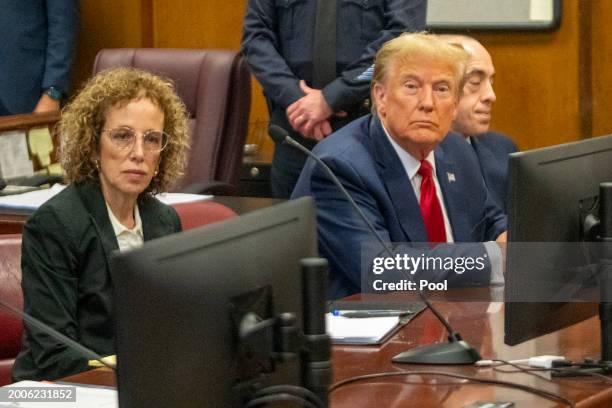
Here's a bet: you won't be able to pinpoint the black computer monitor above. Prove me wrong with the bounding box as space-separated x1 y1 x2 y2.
110 197 320 407
505 134 612 346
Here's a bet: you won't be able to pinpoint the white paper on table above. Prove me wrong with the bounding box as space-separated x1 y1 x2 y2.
0 183 66 211
155 192 212 205
0 184 211 212
326 313 400 344
0 380 117 408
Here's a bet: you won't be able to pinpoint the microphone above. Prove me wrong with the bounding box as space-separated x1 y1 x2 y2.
270 124 481 365
269 125 388 249
0 299 116 371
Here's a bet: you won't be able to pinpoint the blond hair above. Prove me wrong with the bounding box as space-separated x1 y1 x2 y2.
371 32 470 108
59 67 190 195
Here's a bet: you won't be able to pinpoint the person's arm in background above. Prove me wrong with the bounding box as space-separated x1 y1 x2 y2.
322 0 427 112
287 0 427 138
240 0 304 114
34 0 79 113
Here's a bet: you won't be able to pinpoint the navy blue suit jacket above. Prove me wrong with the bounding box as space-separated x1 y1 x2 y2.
0 0 79 114
241 0 426 133
471 132 518 211
241 0 426 111
292 116 507 299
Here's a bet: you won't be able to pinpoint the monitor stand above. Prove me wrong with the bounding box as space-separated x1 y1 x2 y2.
579 182 612 375
598 182 612 366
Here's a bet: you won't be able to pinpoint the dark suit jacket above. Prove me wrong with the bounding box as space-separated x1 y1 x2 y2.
0 0 79 114
292 116 507 299
471 131 518 211
12 183 181 381
241 0 426 137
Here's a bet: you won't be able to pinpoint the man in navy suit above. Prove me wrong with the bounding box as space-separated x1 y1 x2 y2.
442 35 518 211
0 0 79 116
292 33 507 299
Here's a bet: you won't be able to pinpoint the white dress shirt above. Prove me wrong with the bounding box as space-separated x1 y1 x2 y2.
106 203 144 252
382 124 455 243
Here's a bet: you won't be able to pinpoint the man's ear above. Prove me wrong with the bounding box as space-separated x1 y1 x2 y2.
372 82 387 116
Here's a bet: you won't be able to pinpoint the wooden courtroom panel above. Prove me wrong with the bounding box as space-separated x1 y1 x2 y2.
151 0 245 49
0 112 60 133
590 0 612 137
71 0 603 159
71 0 148 101
150 0 275 157
469 0 583 150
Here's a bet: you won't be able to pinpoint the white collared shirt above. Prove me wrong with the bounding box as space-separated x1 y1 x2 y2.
381 123 454 243
106 203 144 252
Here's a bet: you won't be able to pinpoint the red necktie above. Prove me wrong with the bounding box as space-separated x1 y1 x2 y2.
417 160 447 244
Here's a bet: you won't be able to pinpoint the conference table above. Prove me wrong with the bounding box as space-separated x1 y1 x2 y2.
4 196 610 406
61 290 612 407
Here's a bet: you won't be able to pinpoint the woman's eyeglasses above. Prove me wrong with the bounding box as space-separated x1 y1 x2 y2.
102 127 169 153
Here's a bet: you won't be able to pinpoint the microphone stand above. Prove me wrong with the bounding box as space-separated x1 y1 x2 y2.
270 124 481 364
0 299 116 371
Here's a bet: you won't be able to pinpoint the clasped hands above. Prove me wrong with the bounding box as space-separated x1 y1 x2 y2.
286 80 346 141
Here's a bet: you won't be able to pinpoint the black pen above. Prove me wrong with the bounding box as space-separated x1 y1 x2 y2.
331 309 411 318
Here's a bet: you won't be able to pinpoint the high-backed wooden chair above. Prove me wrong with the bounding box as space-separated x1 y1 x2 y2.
93 48 251 194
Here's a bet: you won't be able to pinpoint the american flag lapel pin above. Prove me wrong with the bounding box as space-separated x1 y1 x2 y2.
447 172 456 182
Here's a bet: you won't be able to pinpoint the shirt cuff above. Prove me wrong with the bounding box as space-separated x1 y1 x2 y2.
484 241 504 285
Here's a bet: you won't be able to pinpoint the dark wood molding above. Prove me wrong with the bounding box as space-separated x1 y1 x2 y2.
578 0 593 139
140 0 154 47
0 112 60 133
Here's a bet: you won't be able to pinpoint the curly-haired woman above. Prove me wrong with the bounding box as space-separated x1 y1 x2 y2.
13 68 190 381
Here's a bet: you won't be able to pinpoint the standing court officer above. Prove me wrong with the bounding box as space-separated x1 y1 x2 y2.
241 0 426 197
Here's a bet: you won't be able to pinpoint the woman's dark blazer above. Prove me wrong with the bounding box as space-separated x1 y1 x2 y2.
12 182 182 381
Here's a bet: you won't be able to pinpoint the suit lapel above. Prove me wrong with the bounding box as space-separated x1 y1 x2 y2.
370 117 427 242
435 144 470 241
74 183 119 275
138 197 169 241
